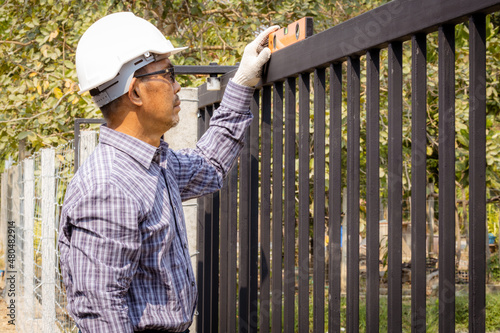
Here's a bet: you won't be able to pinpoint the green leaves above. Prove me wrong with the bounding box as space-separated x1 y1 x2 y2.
0 0 103 168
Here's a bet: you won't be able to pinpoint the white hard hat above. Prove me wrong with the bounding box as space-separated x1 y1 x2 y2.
75 12 187 107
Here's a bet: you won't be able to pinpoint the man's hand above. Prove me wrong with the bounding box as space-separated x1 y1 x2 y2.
232 25 280 87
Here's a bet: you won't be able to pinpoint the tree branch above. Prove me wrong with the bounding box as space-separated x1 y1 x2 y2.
0 40 33 46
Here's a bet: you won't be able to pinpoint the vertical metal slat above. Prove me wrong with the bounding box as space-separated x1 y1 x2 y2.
313 67 326 333
284 77 296 333
346 56 360 333
366 49 380 333
228 164 238 332
220 177 229 333
260 86 272 333
469 14 486 333
249 90 260 332
329 63 343 333
272 81 284 333
239 121 251 333
438 24 456 333
298 72 310 333
388 42 403 333
312 68 326 332
211 188 220 333
411 33 427 333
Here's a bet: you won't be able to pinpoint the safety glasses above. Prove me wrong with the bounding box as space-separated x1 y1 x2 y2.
134 66 175 83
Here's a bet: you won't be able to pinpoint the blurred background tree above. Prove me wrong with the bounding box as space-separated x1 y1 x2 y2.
0 0 386 169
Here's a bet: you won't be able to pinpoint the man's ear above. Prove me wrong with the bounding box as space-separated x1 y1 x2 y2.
128 77 143 107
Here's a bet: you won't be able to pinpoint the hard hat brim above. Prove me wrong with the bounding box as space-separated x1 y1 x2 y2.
78 46 188 95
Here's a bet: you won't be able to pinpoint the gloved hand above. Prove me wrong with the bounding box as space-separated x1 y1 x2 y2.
232 25 280 87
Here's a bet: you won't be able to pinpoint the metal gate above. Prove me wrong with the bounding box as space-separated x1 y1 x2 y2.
196 0 500 332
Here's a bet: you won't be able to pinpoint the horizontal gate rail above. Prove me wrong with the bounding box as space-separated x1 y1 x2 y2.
199 0 500 109
263 0 500 84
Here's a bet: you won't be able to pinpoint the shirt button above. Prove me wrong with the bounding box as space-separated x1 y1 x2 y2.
183 243 188 249
191 281 195 287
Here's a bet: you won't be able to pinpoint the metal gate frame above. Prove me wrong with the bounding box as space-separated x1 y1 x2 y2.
196 1 500 332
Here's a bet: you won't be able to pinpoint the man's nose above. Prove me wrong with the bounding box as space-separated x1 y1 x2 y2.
173 80 181 94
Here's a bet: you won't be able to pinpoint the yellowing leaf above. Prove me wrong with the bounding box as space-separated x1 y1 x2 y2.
37 85 42 95
29 72 37 78
427 146 433 156
41 45 49 58
54 87 63 99
49 29 59 42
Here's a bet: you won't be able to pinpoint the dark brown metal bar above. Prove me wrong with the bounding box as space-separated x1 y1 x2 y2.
284 77 296 333
228 164 238 332
410 33 427 333
220 177 229 333
239 123 251 333
211 188 220 333
313 67 326 333
260 86 272 333
329 63 343 333
469 13 487 333
366 49 380 333
346 56 360 333
438 24 456 333
298 72 310 333
387 41 403 333
272 81 284 333
249 91 260 332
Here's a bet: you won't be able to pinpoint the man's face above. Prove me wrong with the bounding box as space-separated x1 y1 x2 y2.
136 58 182 135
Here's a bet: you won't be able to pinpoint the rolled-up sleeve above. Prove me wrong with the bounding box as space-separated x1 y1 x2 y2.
61 184 141 333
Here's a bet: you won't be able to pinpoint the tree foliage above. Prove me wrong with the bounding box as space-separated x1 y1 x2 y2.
0 0 383 170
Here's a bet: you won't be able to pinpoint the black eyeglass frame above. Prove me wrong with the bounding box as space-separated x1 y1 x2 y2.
134 67 175 83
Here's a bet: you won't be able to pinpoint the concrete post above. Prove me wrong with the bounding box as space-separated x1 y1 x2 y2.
79 130 97 168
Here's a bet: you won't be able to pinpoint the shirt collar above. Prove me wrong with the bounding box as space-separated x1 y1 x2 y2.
99 125 166 170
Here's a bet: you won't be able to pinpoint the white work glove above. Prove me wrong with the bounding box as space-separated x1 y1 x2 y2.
232 25 280 87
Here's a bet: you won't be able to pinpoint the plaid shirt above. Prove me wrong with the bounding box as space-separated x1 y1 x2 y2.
58 81 254 332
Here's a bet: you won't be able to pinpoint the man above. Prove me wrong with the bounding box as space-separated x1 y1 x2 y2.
58 12 278 333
